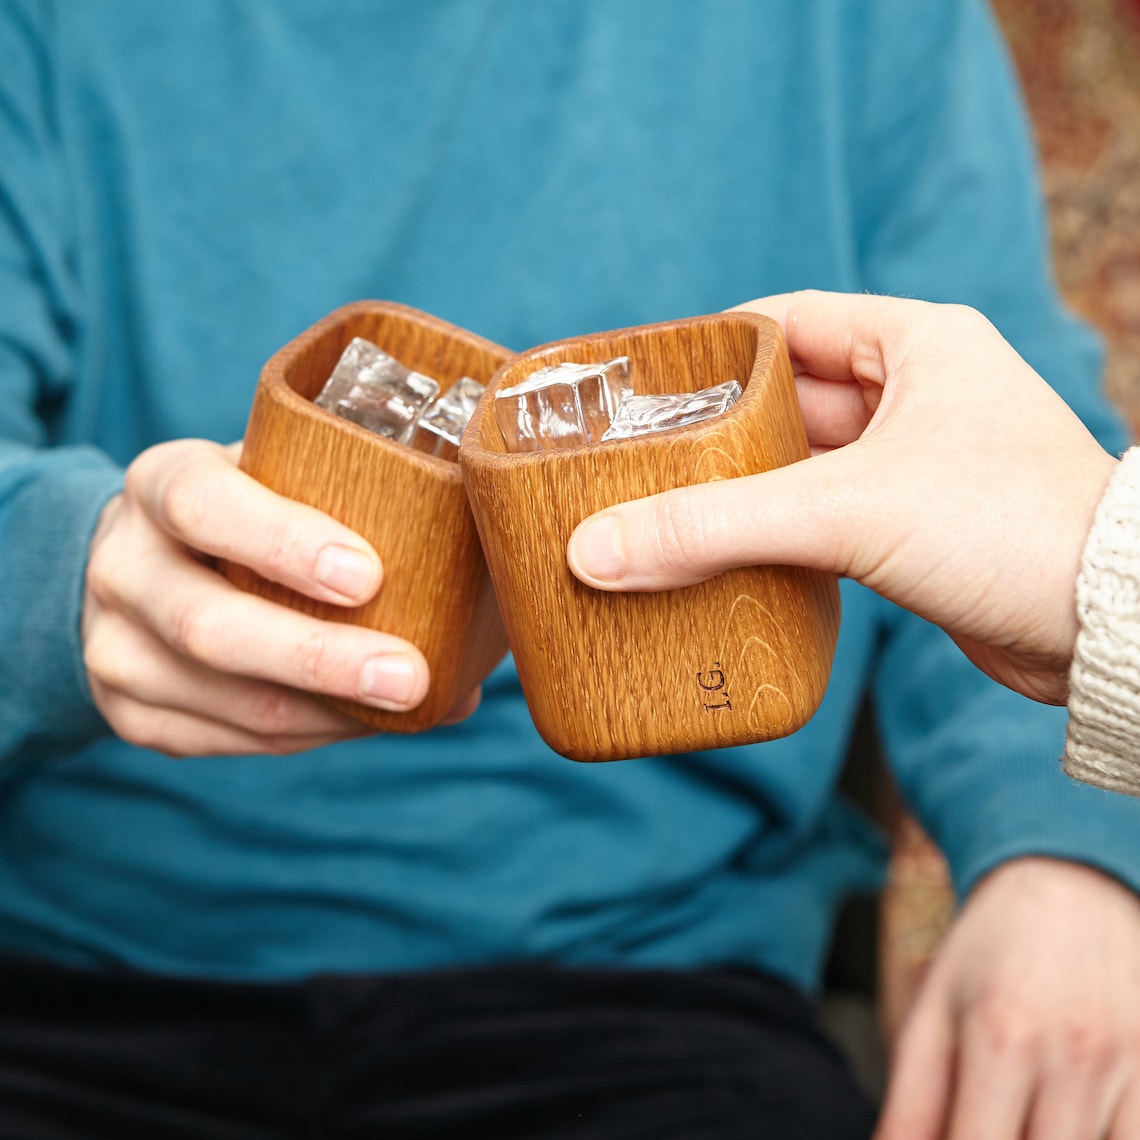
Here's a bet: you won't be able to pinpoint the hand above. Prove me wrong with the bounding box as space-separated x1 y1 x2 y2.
876 857 1140 1140
567 291 1118 704
83 438 469 757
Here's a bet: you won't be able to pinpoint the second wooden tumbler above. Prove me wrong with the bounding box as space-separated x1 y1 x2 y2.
225 301 511 732
460 312 841 762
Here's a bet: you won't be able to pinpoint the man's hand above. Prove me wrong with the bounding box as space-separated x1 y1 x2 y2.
567 291 1118 704
877 857 1140 1140
83 438 461 757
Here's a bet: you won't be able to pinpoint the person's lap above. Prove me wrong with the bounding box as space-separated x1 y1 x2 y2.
0 954 875 1139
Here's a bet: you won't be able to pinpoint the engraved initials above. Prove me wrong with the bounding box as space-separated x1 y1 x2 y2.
697 662 732 711
697 670 726 691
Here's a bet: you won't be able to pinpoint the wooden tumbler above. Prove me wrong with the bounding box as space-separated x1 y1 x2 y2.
225 301 511 732
460 312 841 761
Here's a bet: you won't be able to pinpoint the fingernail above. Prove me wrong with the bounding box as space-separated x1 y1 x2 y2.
359 654 418 709
315 545 376 600
571 515 626 582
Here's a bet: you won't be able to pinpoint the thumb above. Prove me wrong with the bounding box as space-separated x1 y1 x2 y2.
567 449 865 591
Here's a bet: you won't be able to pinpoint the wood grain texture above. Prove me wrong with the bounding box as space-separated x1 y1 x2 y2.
224 301 511 732
460 312 841 762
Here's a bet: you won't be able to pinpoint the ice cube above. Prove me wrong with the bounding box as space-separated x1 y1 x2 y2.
601 380 742 441
315 337 439 443
410 376 485 462
494 357 632 452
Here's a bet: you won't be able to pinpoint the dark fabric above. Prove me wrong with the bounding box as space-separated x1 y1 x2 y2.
0 955 876 1139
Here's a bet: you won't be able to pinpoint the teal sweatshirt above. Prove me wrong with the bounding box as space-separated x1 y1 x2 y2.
1 0 1137 989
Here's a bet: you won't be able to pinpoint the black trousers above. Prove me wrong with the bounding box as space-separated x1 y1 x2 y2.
0 955 876 1139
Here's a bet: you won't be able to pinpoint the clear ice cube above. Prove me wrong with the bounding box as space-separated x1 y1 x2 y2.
494 357 632 452
315 337 439 443
410 376 485 462
600 380 743 441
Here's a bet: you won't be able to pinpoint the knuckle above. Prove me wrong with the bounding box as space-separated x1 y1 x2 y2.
85 504 137 605
292 631 338 694
107 700 161 753
257 517 308 584
244 688 302 738
167 595 223 662
85 541 119 606
973 1003 1037 1061
160 459 216 539
943 303 994 344
121 453 152 504
1057 1018 1114 1072
944 302 984 325
124 440 182 501
82 626 126 689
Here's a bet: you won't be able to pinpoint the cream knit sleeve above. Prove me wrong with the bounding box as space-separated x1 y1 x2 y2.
1064 446 1140 797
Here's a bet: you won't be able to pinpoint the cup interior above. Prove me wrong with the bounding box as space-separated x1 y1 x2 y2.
474 316 762 456
276 306 510 405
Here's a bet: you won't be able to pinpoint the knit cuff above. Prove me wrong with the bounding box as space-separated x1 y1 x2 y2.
1064 446 1140 797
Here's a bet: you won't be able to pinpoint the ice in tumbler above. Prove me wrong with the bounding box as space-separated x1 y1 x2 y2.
494 357 632 452
410 376 486 462
601 380 742 441
315 337 439 443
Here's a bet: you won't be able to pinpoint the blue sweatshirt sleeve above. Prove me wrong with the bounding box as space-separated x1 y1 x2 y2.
0 2 124 759
853 0 1140 894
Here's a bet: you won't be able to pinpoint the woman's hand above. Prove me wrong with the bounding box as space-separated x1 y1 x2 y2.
568 291 1118 704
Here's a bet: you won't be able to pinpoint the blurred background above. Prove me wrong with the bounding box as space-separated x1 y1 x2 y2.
994 0 1140 426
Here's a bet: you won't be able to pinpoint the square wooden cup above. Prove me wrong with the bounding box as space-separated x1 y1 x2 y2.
459 312 841 761
224 301 511 732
